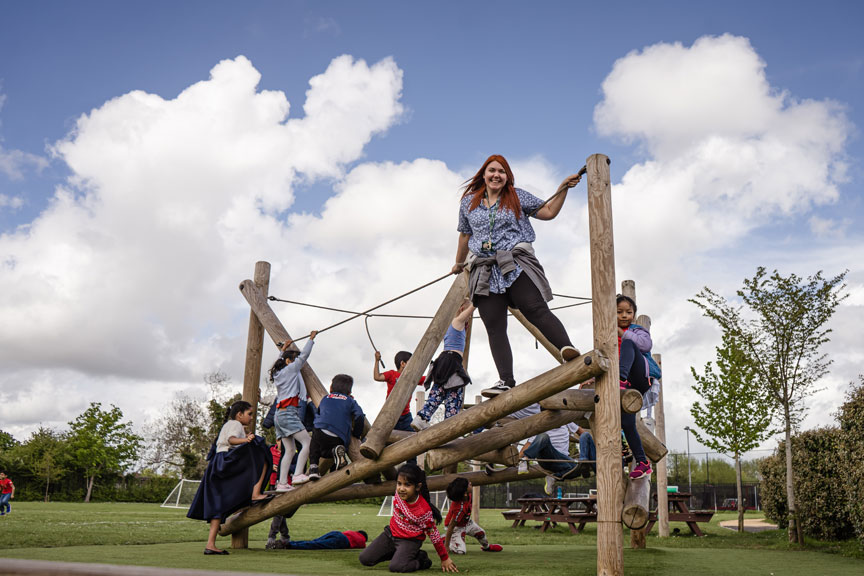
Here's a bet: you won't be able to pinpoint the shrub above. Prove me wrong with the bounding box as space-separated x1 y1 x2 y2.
757 453 788 529
758 428 855 540
837 377 864 548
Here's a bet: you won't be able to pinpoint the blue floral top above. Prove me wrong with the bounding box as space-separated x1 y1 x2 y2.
457 188 544 293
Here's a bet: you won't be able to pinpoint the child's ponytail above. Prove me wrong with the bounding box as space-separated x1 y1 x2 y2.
396 463 442 524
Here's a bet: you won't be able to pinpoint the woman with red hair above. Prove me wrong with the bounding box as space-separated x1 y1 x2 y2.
452 155 582 397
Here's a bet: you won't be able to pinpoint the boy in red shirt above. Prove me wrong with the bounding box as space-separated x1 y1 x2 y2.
373 351 426 432
444 477 502 555
0 472 14 515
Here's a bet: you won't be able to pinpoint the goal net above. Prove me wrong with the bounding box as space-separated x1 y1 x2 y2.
160 479 201 509
378 491 449 517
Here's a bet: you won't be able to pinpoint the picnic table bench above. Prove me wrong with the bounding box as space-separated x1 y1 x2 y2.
646 492 714 537
503 492 714 537
503 497 598 534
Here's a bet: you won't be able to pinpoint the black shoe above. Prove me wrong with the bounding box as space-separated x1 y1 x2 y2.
484 463 496 476
332 445 350 470
481 380 514 398
307 465 321 480
417 549 432 570
204 548 229 555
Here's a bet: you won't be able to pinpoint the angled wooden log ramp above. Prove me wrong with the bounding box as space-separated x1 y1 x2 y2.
219 349 609 535
315 466 544 503
424 409 587 471
360 272 469 459
509 307 565 363
540 388 643 414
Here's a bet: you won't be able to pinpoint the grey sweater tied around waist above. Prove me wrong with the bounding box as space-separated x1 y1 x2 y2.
466 242 553 302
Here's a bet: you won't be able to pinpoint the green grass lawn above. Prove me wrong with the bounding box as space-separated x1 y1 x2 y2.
0 502 861 575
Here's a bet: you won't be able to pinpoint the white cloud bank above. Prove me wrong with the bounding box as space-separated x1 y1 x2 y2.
0 37 859 457
592 34 859 452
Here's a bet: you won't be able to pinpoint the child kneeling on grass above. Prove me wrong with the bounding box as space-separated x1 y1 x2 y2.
359 463 457 573
444 477 502 555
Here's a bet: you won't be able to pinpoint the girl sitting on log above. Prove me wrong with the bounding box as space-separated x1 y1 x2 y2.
617 294 653 480
359 463 458 573
187 400 271 555
412 300 475 431
451 154 582 398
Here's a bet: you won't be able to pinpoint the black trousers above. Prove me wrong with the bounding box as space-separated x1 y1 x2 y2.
358 526 428 572
309 429 344 467
474 272 573 385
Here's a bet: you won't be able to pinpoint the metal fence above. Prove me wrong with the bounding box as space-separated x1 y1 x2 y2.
476 478 761 511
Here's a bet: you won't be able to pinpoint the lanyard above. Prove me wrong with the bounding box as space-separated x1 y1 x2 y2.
483 193 499 252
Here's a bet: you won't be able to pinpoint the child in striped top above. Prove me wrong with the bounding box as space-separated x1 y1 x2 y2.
359 463 458 573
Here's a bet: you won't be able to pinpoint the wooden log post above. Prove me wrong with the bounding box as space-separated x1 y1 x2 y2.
238 279 370 462
424 409 587 471
360 273 469 459
637 414 668 462
509 307 565 363
587 153 623 576
622 475 651 530
219 349 608 535
540 388 643 414
654 354 669 537
471 393 481 523
233 262 271 550
415 390 426 469
316 466 546 503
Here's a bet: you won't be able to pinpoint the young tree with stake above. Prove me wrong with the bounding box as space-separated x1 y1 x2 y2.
690 331 774 532
691 267 846 544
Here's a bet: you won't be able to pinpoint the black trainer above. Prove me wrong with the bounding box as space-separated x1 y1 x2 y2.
332 445 350 470
307 465 320 480
481 380 514 398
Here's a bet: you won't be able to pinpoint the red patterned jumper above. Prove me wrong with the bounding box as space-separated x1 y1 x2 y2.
390 492 449 561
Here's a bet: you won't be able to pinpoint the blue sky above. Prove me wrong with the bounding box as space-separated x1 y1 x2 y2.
1 1 863 460
3 1 862 225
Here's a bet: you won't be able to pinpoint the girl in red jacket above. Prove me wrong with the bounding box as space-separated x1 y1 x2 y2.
360 463 458 573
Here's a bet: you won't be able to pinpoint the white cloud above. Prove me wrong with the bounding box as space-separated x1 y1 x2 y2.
0 37 859 464
0 54 406 432
590 34 858 454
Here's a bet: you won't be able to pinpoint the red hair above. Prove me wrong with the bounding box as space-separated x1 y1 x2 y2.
461 154 522 219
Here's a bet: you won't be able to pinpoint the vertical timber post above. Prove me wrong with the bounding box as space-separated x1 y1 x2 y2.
587 154 623 576
415 390 426 469
471 395 482 522
234 260 270 549
654 354 669 537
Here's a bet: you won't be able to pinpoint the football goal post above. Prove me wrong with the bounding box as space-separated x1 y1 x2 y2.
161 478 201 509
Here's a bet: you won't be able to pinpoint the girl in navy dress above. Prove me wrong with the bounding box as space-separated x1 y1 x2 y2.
188 400 271 555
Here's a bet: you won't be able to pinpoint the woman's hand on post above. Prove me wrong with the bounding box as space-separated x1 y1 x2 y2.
451 262 465 275
309 330 318 340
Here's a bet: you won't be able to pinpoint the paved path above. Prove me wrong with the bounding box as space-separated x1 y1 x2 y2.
719 517 778 533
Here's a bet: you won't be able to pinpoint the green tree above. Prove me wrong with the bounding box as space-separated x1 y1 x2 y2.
146 394 212 478
690 332 775 532
16 427 67 502
67 403 143 502
691 267 846 543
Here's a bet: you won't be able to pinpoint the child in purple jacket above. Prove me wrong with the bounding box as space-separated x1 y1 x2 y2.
617 294 654 480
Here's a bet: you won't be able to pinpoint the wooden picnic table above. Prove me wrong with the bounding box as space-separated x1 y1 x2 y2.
502 497 598 534
646 492 714 537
